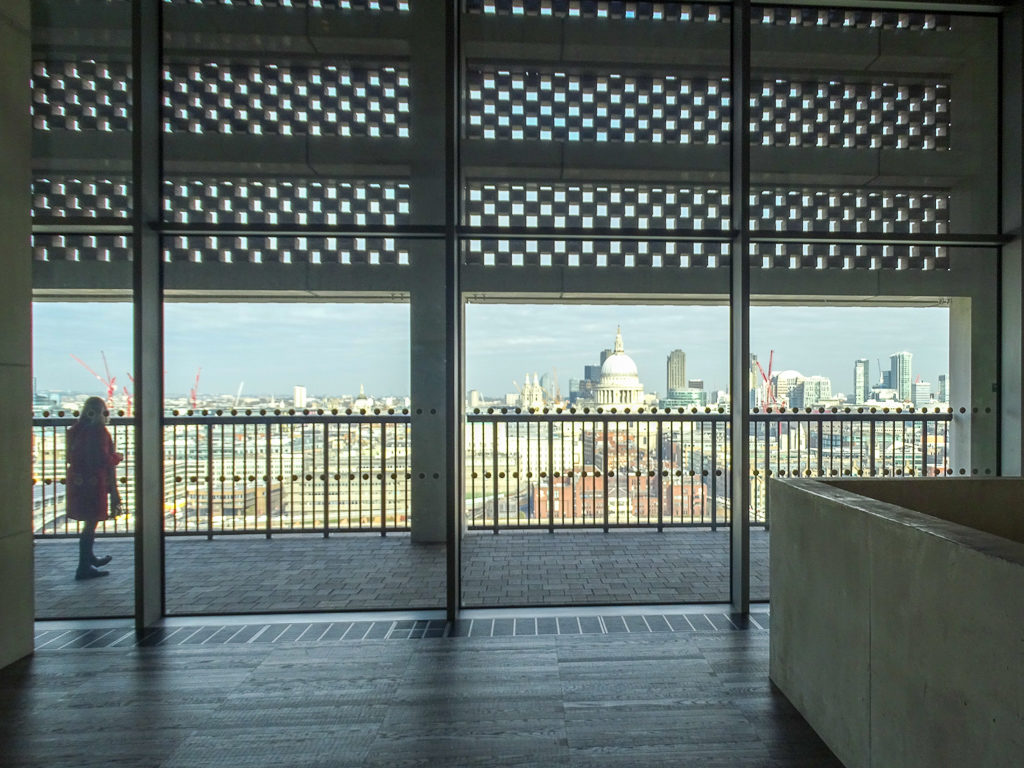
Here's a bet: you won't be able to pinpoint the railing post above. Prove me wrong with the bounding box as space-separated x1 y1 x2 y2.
921 418 928 476
547 419 555 533
206 423 214 540
264 424 272 539
380 420 387 537
492 419 499 534
602 420 609 533
816 415 824 477
323 422 330 538
869 420 877 476
710 420 718 532
763 419 771 531
656 420 663 533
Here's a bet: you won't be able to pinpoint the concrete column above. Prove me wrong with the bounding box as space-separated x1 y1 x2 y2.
409 243 452 543
946 14 1000 478
132 0 165 629
949 291 999 477
406 1 454 544
1000 2 1024 474
0 0 34 669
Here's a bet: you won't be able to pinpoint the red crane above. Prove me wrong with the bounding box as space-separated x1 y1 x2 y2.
189 368 201 411
71 353 117 405
754 350 780 407
123 373 134 418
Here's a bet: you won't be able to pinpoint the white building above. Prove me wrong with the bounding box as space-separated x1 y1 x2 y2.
594 328 647 409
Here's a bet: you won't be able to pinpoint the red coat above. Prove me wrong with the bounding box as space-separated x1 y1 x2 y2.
66 423 123 522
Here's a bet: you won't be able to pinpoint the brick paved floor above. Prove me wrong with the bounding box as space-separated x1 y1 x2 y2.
34 529 769 619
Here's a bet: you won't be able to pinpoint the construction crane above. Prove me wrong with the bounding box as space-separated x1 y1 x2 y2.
753 350 781 407
189 367 201 411
71 353 117 405
123 373 134 418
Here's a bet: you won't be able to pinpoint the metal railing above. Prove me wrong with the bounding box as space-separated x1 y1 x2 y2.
32 407 951 537
32 410 411 537
466 407 952 531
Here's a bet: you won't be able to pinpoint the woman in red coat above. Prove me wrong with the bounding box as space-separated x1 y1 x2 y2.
66 396 123 580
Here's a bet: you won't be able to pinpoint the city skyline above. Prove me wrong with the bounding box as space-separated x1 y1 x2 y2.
34 302 950 401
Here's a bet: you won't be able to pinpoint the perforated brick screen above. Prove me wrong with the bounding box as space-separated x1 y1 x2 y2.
466 68 949 150
463 239 731 268
33 177 132 219
32 61 131 132
32 234 132 262
162 63 410 137
162 235 409 264
464 183 949 237
162 179 411 225
466 0 949 30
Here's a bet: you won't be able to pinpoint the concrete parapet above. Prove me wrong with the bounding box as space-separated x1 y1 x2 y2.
769 477 1024 768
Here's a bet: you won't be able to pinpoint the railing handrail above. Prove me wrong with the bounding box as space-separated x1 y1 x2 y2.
34 407 952 428
33 410 412 428
466 408 953 424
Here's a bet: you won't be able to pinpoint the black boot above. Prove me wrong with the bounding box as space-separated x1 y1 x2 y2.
75 565 109 580
75 522 108 580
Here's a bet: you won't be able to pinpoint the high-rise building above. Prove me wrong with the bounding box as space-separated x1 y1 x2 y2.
938 374 948 403
599 348 613 365
293 385 307 409
854 359 870 404
687 378 704 391
667 349 686 393
880 370 892 389
790 376 832 408
912 381 932 408
890 351 913 401
584 364 602 383
772 370 805 407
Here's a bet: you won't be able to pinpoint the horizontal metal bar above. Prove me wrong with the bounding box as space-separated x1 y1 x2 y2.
34 413 412 427
33 220 133 235
747 231 1007 248
750 0 1006 14
161 527 410 538
36 410 952 429
466 410 951 423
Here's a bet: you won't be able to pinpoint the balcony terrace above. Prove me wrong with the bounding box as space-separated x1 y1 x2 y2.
34 529 771 619
33 408 946 618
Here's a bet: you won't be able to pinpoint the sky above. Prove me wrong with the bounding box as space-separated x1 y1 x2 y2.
33 302 949 399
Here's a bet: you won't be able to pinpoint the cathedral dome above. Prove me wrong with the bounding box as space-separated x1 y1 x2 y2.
594 327 647 409
601 352 639 379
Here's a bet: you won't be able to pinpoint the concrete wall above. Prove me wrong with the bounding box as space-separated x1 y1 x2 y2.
827 477 1024 545
0 0 34 669
770 479 1024 768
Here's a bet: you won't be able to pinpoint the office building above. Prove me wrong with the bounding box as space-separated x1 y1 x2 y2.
854 358 870 404
891 351 913 402
912 380 932 408
666 349 687 393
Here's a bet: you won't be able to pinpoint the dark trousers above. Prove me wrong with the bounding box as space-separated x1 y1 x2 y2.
77 519 98 572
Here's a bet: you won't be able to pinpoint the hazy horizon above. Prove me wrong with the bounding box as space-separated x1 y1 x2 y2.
34 302 950 400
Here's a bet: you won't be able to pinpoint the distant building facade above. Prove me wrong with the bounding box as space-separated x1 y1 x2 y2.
666 349 687 393
789 376 832 408
854 359 870 404
890 351 913 401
